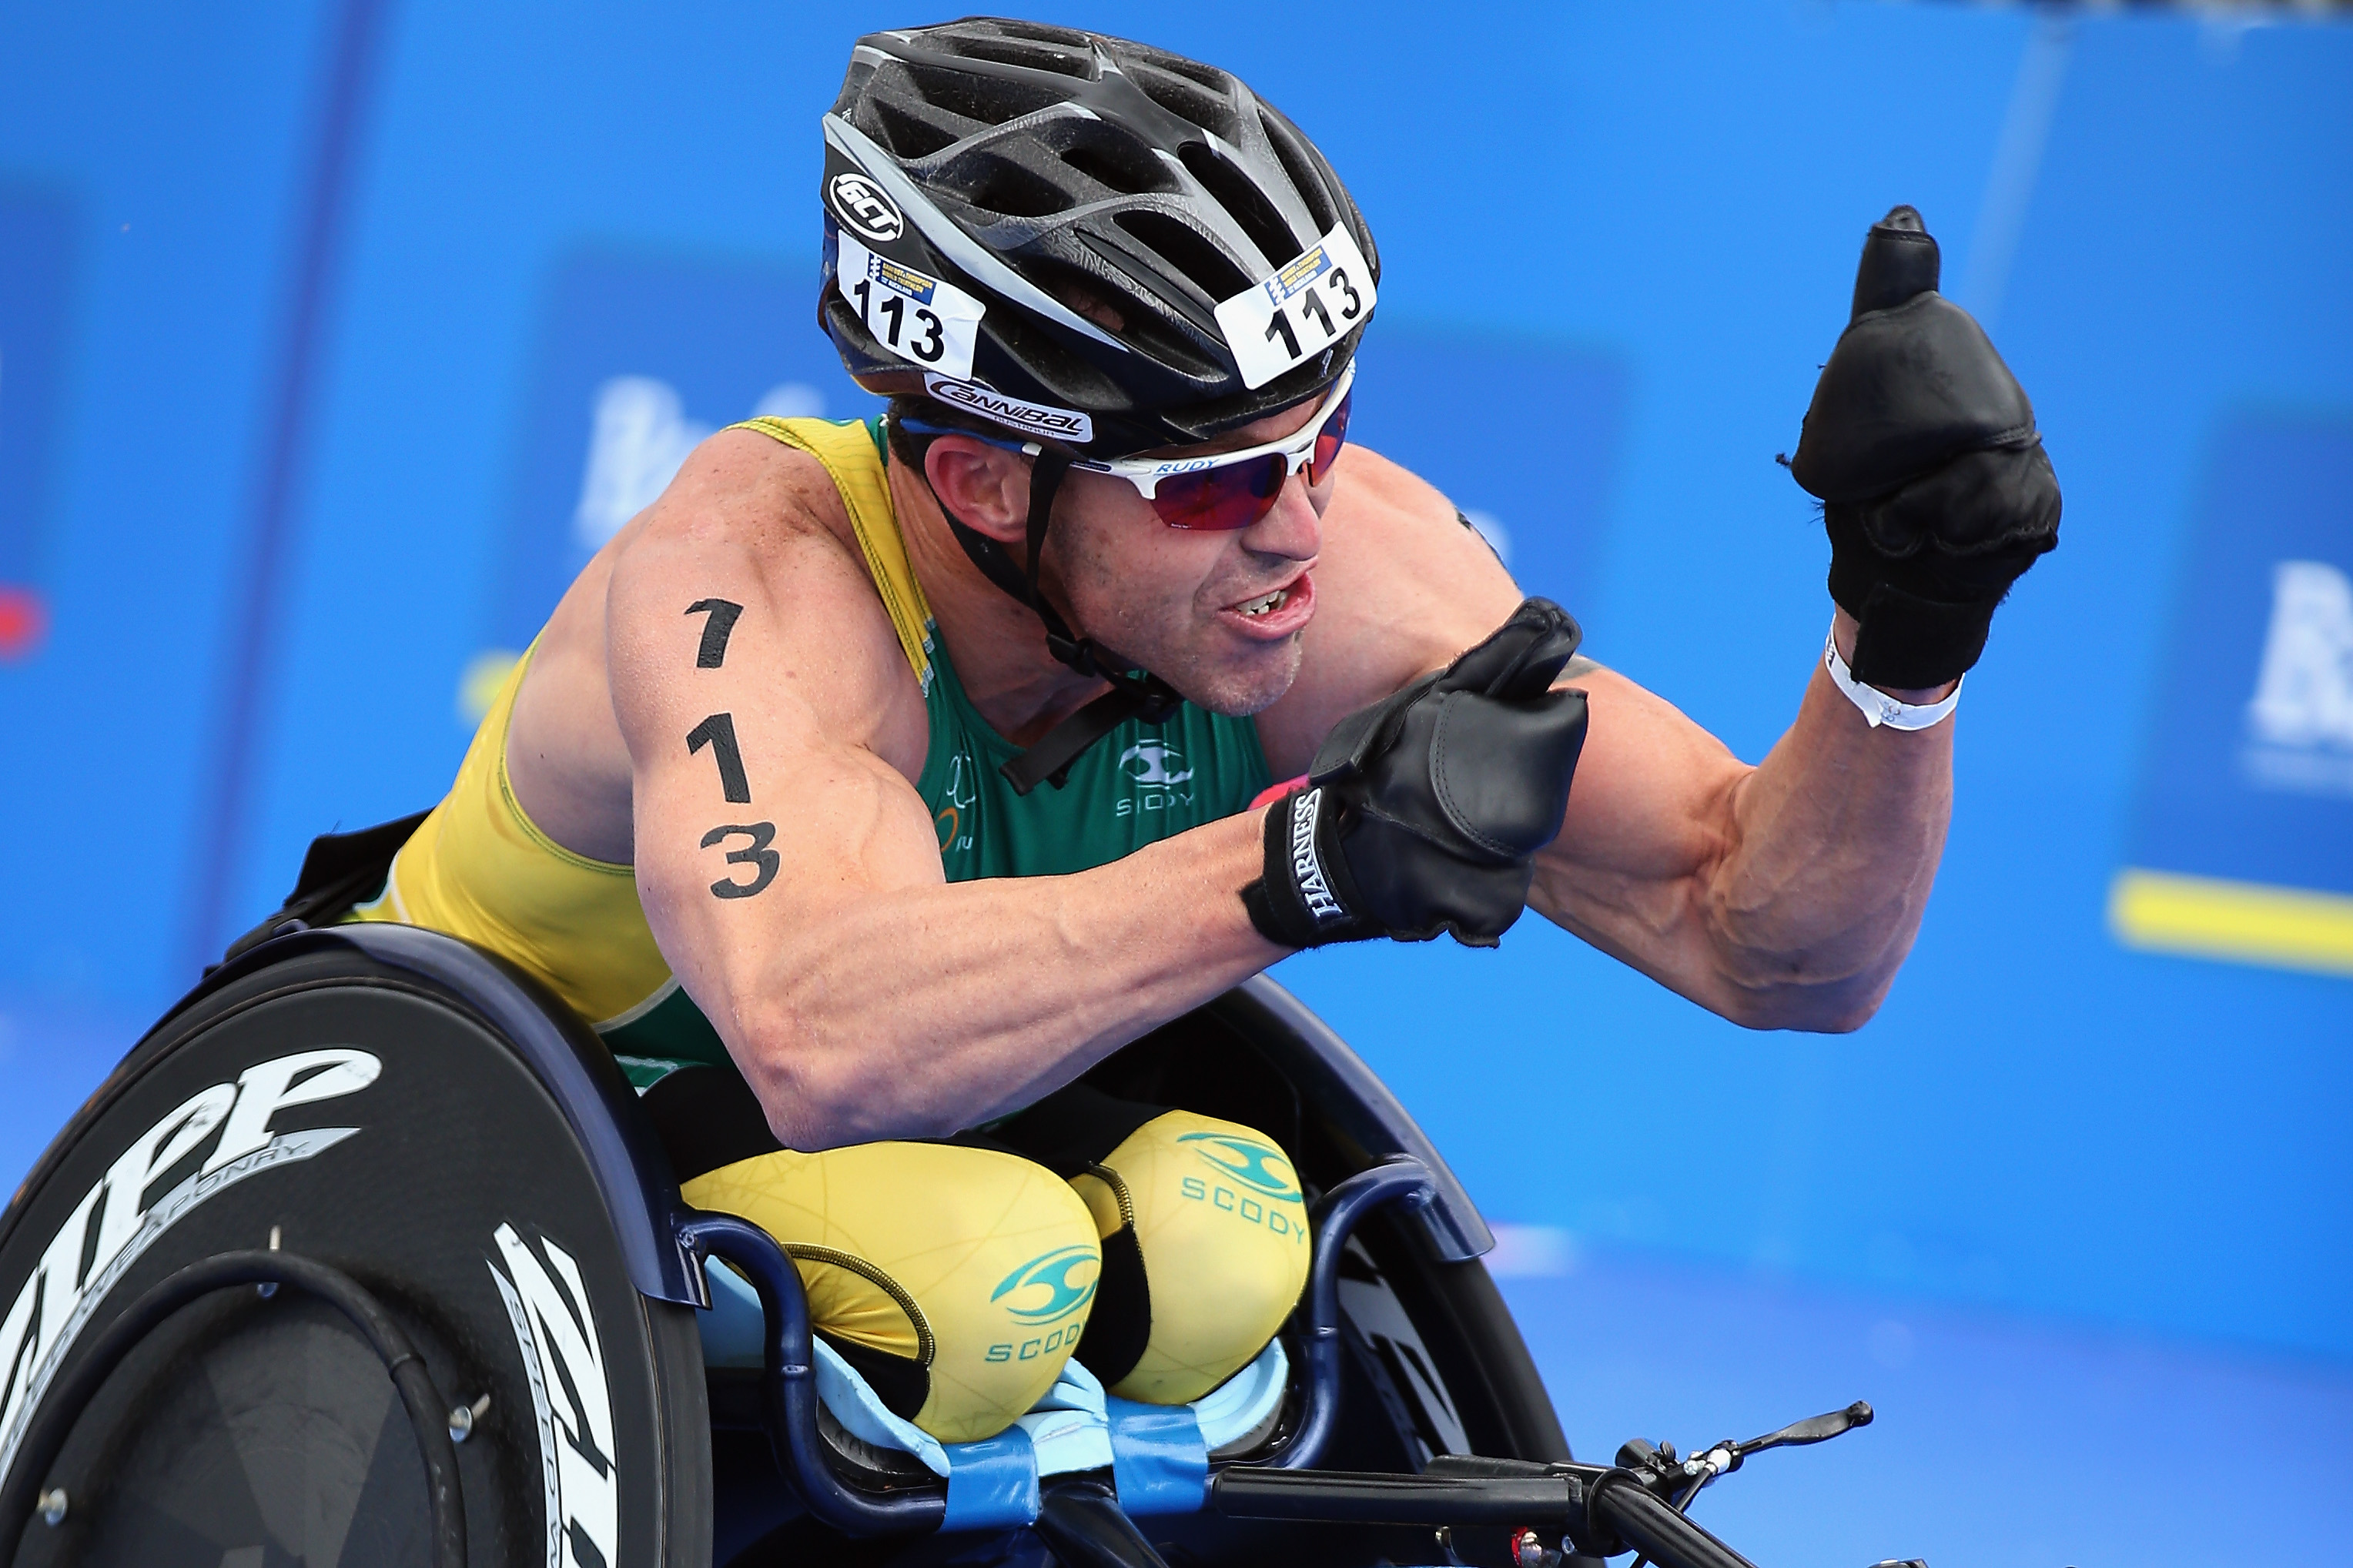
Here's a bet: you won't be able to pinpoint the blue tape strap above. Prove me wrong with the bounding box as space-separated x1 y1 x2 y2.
1105 1396 1208 1516
941 1425 1041 1531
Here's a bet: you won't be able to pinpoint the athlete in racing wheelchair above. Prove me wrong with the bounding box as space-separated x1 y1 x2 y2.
0 18 2055 1567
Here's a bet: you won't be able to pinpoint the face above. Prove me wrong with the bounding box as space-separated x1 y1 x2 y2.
1043 398 1333 717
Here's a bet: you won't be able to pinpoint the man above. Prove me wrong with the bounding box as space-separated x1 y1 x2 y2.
353 18 2057 1448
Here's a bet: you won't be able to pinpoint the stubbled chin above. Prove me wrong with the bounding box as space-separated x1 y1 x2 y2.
1176 629 1304 718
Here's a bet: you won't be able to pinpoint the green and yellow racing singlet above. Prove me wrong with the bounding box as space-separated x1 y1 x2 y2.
353 415 1271 1083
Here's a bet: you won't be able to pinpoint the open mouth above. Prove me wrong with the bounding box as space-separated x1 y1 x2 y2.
1220 570 1314 637
1233 587 1290 618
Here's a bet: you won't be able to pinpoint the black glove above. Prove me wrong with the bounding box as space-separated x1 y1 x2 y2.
1789 206 2061 690
1243 599 1589 950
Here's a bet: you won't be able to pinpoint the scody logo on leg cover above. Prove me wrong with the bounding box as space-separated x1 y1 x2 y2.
488 1222 620 1568
991 1244 1099 1323
1177 1132 1304 1202
0 1047 380 1485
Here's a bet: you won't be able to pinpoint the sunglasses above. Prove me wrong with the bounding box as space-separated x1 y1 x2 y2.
899 360 1355 532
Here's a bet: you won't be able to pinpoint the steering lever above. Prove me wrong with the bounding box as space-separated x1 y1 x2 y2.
1735 1399 1875 1459
1617 1399 1874 1516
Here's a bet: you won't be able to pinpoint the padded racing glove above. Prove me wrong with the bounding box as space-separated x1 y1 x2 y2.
1243 598 1588 949
1789 206 2061 690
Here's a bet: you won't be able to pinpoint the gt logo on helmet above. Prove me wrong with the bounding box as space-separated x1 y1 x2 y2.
828 172 904 243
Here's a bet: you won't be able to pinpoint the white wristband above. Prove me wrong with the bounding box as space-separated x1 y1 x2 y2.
1823 625 1961 731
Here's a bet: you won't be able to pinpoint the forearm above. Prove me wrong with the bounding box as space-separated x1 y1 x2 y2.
1528 612 1953 1031
1699 610 1954 1027
718 811 1280 1147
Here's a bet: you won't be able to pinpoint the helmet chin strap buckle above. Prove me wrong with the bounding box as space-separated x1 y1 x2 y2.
1016 621 1184 797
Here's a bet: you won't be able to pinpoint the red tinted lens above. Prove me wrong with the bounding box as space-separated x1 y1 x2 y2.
1149 454 1287 530
1307 387 1354 486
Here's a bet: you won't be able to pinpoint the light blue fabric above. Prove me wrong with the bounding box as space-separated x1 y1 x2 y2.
1190 1338 1288 1450
815 1337 953 1476
1104 1396 1207 1515
697 1259 1290 1520
1015 1356 1116 1477
1100 1340 1290 1514
940 1426 1041 1531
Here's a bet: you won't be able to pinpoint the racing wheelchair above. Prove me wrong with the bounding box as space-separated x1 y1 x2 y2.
0 843 1892 1568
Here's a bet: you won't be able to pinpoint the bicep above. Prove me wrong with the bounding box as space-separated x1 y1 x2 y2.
605 503 943 1042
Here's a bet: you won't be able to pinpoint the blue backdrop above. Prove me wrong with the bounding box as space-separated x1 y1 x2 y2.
1 4 2348 1540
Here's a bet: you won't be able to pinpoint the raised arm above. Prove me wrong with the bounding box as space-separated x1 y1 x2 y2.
1279 206 2055 1032
1528 626 1950 1031
606 434 1277 1150
1279 445 1955 1032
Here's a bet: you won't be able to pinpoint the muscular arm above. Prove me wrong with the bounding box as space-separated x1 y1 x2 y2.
1528 624 1950 1030
1284 446 1951 1031
607 433 1283 1151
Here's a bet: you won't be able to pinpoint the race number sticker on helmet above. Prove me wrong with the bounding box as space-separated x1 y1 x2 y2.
1213 222 1377 390
835 231 986 381
923 373 1094 444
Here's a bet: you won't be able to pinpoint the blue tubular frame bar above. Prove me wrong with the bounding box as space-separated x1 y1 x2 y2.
675 1212 951 1536
1270 1156 1439 1472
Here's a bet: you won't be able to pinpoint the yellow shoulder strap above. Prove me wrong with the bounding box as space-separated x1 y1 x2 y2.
728 416 935 689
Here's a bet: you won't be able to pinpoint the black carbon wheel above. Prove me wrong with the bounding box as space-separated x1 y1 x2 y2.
0 935 711 1568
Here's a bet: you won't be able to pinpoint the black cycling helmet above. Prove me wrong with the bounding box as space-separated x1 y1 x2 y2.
818 18 1379 791
818 16 1379 458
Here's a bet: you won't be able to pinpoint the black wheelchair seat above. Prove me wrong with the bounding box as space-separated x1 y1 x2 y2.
0 924 1574 1568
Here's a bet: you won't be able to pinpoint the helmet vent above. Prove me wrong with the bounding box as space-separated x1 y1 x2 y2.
1257 107 1338 237
1055 131 1176 197
869 98 960 160
945 32 1096 80
1176 142 1298 270
1034 255 1223 381
942 151 1074 220
1125 62 1237 139
964 18 1094 51
1114 209 1248 303
903 62 1065 128
1116 45 1230 92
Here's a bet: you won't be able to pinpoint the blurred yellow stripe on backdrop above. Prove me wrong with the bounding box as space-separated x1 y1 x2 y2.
2109 869 2353 978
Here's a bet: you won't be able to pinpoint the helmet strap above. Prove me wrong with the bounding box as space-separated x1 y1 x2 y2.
914 437 1184 794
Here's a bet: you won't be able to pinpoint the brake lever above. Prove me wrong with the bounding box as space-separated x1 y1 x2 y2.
1670 1399 1878 1509
1734 1400 1874 1463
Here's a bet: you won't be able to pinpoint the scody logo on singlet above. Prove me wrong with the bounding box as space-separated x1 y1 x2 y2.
0 1048 381 1485
1114 737 1194 820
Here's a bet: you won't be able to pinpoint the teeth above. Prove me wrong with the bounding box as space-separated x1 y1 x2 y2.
1237 588 1284 617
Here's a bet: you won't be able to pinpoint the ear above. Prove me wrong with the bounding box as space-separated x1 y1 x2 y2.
922 436 1031 545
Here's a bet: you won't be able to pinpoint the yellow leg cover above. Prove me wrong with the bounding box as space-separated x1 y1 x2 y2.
681 1142 1101 1444
1069 1111 1312 1406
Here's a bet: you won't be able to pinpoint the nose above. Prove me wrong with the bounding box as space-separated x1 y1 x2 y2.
1239 471 1323 563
